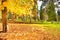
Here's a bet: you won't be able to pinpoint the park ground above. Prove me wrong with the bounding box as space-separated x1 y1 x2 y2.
0 23 60 40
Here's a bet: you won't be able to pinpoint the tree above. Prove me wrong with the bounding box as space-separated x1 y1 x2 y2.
42 0 49 22
31 0 38 22
2 0 7 32
47 0 56 21
7 0 34 22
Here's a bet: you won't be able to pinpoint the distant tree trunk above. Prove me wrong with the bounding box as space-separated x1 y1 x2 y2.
32 0 38 21
56 11 58 22
12 13 16 22
43 7 48 22
2 0 7 32
29 14 32 23
21 13 25 22
43 1 49 22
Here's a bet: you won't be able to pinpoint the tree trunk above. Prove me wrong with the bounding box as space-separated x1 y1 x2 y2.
29 14 32 23
43 4 48 22
2 0 7 32
2 7 7 32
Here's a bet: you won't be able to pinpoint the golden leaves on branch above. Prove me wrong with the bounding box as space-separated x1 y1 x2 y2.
7 0 34 16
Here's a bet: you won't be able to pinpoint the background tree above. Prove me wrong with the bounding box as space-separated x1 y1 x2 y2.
42 5 48 22
31 0 38 22
47 0 56 21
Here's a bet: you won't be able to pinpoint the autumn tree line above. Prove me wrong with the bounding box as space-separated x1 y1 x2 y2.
0 0 60 23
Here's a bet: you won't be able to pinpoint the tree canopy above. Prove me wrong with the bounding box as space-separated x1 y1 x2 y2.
7 0 34 16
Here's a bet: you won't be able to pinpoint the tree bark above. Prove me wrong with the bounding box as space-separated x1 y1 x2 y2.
2 7 7 32
2 0 7 32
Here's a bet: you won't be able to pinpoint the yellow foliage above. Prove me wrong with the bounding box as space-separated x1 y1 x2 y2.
0 1 1 10
7 0 34 16
3 2 7 7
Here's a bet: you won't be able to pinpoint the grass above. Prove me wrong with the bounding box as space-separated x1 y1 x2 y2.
30 23 60 29
10 19 60 33
0 23 60 40
30 23 60 34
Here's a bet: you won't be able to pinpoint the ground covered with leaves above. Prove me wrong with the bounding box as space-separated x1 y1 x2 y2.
0 23 60 40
